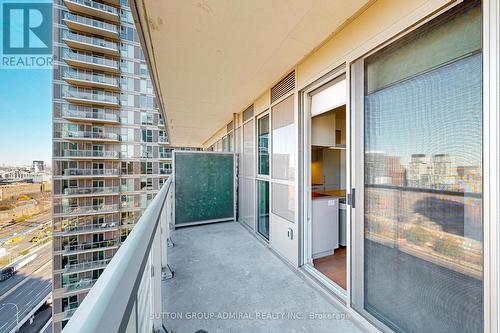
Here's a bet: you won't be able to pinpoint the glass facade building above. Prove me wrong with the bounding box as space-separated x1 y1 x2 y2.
51 1 196 331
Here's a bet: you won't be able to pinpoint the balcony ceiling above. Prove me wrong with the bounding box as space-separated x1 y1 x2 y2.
131 0 371 147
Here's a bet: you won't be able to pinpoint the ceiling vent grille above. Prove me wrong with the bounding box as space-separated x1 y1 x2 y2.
242 105 254 122
271 71 295 104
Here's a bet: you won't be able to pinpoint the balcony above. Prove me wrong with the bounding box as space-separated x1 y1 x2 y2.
62 258 112 275
62 130 121 142
63 308 78 320
63 51 119 73
62 238 120 255
64 69 120 91
158 136 169 144
63 13 119 38
55 222 119 236
62 149 120 160
159 169 172 175
62 168 120 178
63 279 98 294
64 0 119 23
62 178 362 333
159 152 172 159
57 203 120 217
64 89 119 107
62 105 120 124
63 186 120 197
63 31 119 56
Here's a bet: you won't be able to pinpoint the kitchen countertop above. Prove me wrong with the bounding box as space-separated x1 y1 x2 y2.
311 189 346 199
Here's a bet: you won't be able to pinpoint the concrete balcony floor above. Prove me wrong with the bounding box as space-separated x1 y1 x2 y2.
163 222 364 333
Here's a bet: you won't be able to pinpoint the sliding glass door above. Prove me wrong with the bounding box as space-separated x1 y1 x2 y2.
352 1 483 332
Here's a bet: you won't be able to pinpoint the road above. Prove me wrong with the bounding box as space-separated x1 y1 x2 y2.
0 242 52 297
0 211 51 243
0 262 51 333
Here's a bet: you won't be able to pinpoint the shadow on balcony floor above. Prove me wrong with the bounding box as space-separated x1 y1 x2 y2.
162 221 363 333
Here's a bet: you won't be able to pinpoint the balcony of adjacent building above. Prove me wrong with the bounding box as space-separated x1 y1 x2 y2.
61 186 120 198
159 168 172 176
61 278 98 296
60 238 120 255
63 0 119 23
63 31 119 56
158 136 169 145
62 308 78 321
63 69 120 91
63 87 120 107
55 203 120 217
60 167 120 178
54 221 120 236
63 12 119 39
63 51 119 74
158 151 172 160
59 258 112 276
62 149 120 160
61 129 121 143
61 105 120 124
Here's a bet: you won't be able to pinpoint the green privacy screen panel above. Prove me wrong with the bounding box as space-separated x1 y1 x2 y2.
174 151 235 226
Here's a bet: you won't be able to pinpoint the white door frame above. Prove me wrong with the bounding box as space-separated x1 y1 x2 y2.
299 64 349 301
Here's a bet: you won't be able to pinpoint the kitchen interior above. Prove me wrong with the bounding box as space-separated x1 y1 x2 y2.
310 79 347 290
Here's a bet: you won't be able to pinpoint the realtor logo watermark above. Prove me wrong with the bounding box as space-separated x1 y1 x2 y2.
1 0 52 68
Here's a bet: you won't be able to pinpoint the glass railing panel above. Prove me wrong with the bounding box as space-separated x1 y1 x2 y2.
65 12 118 33
67 0 118 15
64 51 118 68
64 31 118 50
63 168 119 176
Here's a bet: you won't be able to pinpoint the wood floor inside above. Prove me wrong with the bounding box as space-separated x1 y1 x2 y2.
312 246 347 290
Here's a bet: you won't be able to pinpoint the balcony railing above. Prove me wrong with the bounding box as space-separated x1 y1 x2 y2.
60 203 119 215
62 105 119 122
64 12 118 34
63 258 112 275
63 238 120 254
63 308 78 320
159 136 169 143
159 152 172 159
64 186 120 196
64 88 119 105
64 31 118 51
60 222 119 235
64 51 119 70
160 169 172 175
64 70 119 88
65 0 118 16
63 149 120 158
63 168 119 177
62 178 172 332
63 130 120 141
64 278 98 293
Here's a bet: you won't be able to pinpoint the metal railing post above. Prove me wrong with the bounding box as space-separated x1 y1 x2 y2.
161 186 174 280
151 221 163 331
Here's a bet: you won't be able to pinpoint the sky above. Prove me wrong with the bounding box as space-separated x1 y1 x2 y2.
0 68 52 167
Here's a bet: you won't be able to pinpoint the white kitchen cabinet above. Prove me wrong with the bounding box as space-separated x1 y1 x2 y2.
312 197 339 259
